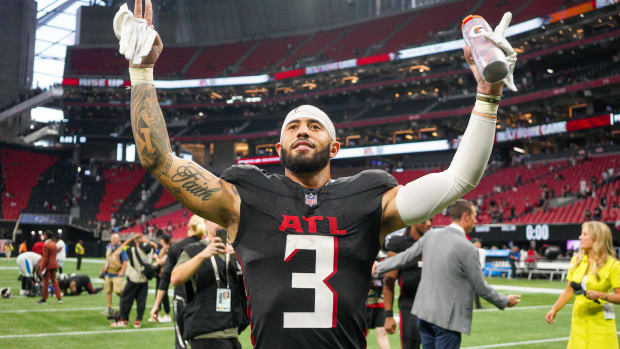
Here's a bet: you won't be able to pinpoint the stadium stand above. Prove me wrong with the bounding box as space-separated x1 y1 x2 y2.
0 147 59 220
183 41 255 78
416 153 620 226
277 28 342 69
96 165 147 222
238 34 307 74
381 0 474 53
76 169 107 227
119 207 193 239
156 47 199 78
63 0 573 79
324 12 409 61
153 188 178 210
24 155 75 215
67 47 126 76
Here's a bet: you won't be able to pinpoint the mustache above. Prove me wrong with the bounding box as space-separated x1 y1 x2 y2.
291 138 316 149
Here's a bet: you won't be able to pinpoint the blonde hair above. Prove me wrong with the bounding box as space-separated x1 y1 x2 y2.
574 221 615 280
187 215 206 238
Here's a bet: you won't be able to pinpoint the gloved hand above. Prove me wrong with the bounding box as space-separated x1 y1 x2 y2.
113 0 161 67
482 12 518 92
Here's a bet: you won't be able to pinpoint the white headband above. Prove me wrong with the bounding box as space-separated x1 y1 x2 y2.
280 105 336 141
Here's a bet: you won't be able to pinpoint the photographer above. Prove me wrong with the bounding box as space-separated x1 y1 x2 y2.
150 215 207 349
171 223 246 349
150 233 172 322
111 234 158 328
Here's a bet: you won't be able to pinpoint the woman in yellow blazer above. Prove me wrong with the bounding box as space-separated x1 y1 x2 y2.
546 221 620 349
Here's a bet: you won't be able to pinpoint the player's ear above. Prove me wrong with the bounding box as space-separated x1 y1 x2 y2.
275 143 282 157
329 141 340 159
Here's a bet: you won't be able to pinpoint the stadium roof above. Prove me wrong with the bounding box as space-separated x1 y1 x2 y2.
34 0 106 88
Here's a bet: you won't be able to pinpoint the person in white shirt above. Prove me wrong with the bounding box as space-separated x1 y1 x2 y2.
56 238 66 273
16 252 42 296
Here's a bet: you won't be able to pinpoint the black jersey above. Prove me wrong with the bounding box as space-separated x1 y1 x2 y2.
158 235 202 297
221 165 397 349
70 275 90 290
383 233 422 308
61 275 92 295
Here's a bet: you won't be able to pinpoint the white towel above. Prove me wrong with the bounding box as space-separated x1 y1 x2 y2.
113 4 158 66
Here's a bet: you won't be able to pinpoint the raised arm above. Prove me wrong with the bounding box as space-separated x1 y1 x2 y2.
124 0 240 234
171 238 226 287
380 13 516 237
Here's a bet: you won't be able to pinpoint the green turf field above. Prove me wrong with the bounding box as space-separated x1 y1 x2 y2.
1 257 619 348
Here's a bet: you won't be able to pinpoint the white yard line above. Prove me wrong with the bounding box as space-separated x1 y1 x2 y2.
0 305 158 314
462 332 620 348
0 327 173 339
64 258 105 264
474 304 571 313
491 284 563 295
0 266 18 270
0 307 106 314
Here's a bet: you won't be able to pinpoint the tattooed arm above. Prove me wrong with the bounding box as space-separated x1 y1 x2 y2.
130 84 240 237
126 1 239 238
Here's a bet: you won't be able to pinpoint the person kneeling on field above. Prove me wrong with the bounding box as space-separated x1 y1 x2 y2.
16 251 42 297
171 222 248 349
58 274 103 296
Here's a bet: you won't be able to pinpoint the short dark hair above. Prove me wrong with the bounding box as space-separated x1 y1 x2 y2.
160 234 171 244
44 230 56 239
448 199 474 221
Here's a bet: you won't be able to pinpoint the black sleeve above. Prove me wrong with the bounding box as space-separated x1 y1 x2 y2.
347 169 398 195
384 236 405 253
383 236 397 252
220 164 266 187
157 246 178 292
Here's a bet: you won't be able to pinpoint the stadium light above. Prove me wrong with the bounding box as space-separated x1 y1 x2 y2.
513 147 525 154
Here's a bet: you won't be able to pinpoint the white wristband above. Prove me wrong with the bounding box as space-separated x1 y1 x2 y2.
473 99 499 115
129 67 154 86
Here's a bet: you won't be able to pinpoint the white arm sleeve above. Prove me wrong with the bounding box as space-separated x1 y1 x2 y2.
395 113 496 225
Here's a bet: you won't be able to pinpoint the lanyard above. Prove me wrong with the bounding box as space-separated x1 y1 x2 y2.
210 254 230 289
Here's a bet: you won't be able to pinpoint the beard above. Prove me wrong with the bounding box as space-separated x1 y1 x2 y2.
280 141 331 174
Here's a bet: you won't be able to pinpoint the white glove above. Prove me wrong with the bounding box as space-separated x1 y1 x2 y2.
482 12 518 92
113 4 158 66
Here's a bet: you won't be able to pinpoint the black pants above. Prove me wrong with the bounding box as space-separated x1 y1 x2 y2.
21 276 32 292
400 304 421 349
173 295 188 349
190 338 241 349
119 280 148 321
155 277 170 314
76 255 82 270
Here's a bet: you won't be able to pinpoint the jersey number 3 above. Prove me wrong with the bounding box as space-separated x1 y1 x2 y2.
283 235 338 328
